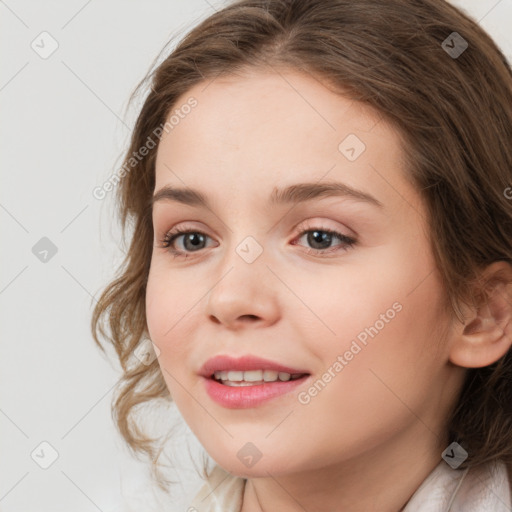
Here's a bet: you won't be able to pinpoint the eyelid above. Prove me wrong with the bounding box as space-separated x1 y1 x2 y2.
155 220 211 240
294 218 354 237
157 216 352 239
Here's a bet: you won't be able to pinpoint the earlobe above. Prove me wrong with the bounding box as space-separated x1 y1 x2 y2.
449 263 512 369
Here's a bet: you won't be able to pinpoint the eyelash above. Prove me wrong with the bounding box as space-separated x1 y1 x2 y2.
158 222 357 259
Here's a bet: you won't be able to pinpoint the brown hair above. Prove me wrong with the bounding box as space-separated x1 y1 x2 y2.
91 0 512 493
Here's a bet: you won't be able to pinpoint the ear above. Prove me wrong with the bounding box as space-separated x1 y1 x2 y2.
449 261 512 368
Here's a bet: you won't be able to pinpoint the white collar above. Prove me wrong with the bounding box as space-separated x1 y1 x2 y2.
403 458 511 511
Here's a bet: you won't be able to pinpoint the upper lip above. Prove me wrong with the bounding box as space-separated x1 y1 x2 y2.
199 355 310 378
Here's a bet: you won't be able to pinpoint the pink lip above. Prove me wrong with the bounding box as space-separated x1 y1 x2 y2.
199 355 310 409
203 377 310 408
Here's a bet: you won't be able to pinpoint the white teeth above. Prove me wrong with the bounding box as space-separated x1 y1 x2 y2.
243 370 263 382
213 369 304 384
223 381 259 387
263 370 279 382
227 371 244 381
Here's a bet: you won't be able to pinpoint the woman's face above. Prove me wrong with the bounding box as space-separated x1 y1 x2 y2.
146 68 466 477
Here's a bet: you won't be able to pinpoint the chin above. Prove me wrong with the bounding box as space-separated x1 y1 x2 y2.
207 449 303 479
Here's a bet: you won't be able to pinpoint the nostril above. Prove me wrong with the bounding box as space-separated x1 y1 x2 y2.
241 314 259 321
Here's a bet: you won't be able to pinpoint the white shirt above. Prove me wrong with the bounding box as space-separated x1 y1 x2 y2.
188 459 512 511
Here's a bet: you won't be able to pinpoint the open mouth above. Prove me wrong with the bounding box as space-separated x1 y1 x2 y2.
211 370 310 386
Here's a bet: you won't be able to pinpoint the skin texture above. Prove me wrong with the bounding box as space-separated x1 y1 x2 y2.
145 69 511 512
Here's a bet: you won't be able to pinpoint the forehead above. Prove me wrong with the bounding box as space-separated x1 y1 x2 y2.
153 69 421 219
160 68 383 147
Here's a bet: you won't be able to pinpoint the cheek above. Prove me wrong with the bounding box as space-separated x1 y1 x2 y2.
146 274 198 408
313 243 447 376
145 271 168 344
293 261 410 354
285 286 447 466
145 266 192 365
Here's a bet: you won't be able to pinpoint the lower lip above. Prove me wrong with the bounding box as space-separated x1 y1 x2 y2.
203 376 310 408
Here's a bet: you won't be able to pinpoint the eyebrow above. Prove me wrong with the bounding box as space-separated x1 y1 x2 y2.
151 181 384 210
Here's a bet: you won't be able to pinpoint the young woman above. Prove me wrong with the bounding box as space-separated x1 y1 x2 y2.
93 0 512 509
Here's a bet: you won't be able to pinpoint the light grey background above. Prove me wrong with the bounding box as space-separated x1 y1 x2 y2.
1 1 511 511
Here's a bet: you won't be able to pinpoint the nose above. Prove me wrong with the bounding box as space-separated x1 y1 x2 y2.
204 248 280 330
